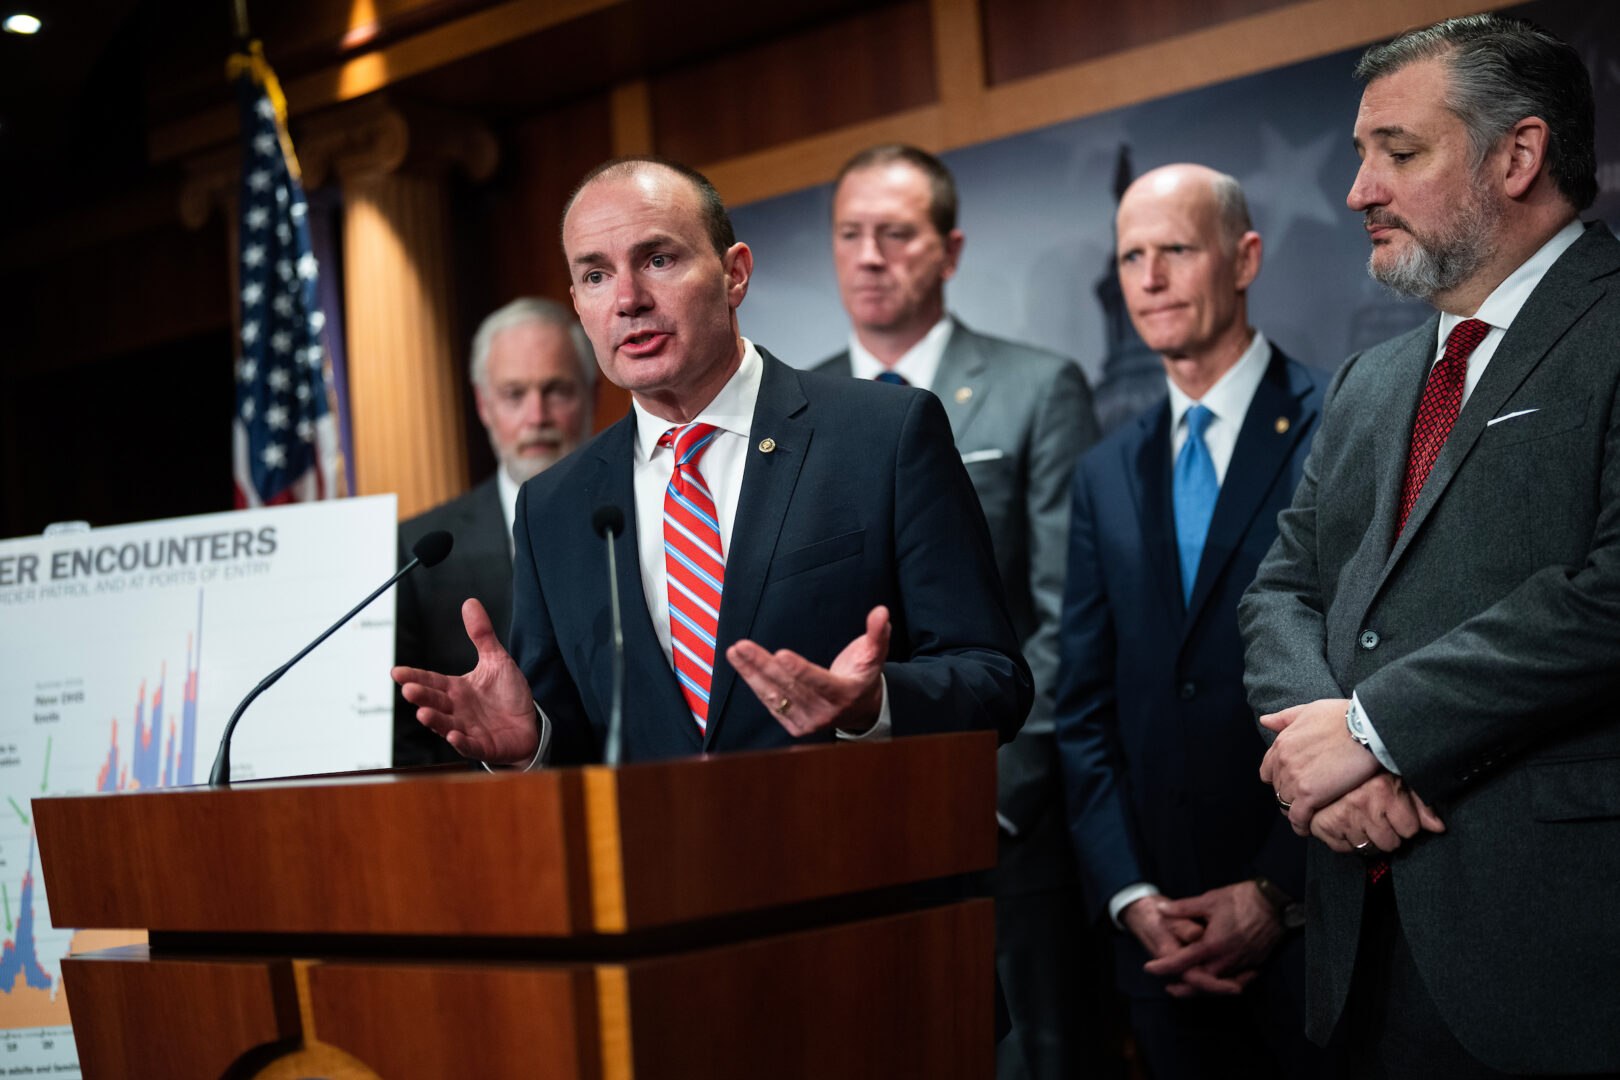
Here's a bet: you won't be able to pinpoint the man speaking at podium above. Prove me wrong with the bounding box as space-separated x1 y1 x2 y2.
394 157 1031 766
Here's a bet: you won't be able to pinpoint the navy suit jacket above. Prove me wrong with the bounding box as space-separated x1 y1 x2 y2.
1054 346 1322 996
508 347 1033 764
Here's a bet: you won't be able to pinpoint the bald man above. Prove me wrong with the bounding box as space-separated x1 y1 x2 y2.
1053 165 1326 1078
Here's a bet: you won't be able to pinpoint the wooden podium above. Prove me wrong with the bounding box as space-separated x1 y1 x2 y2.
33 732 997 1080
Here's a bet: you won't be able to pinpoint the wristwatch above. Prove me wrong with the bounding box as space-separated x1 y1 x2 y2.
1253 876 1306 930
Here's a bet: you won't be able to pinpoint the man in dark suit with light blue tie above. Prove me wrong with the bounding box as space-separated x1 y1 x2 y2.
1055 164 1325 1078
393 156 1030 769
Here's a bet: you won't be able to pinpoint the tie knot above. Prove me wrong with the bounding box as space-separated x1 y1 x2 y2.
659 422 721 466
874 370 908 386
1444 318 1491 362
1185 403 1215 441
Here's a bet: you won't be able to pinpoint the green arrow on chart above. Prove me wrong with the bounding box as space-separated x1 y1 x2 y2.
2 883 10 933
39 737 51 793
7 796 27 826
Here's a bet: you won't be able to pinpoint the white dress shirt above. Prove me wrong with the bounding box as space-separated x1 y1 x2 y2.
1166 329 1272 485
1109 328 1274 929
496 466 520 557
1354 217 1585 775
846 315 955 390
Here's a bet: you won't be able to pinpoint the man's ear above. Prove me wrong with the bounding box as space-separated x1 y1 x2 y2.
940 228 966 283
1502 117 1551 200
723 242 754 309
1233 231 1264 292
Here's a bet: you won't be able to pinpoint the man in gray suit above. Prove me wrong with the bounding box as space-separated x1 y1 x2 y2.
814 144 1111 1080
1241 15 1620 1077
394 298 595 765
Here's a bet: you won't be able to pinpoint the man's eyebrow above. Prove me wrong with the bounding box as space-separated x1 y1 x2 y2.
571 234 680 268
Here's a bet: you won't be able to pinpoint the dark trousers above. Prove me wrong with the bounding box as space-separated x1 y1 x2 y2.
1332 882 1619 1080
1126 933 1325 1080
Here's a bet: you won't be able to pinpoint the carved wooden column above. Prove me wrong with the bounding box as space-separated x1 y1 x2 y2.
301 97 498 520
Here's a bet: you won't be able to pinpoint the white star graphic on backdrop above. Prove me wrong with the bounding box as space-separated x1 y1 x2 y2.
296 418 314 442
261 442 286 469
241 321 260 346
290 201 307 221
276 224 291 244
270 330 292 354
253 133 276 156
238 358 257 381
295 383 311 402
241 398 256 421
307 344 324 364
266 405 289 430
267 368 291 391
256 98 275 120
273 294 294 317
297 253 318 280
276 186 288 206
247 169 271 192
246 207 269 230
277 259 293 281
308 311 325 334
241 282 263 306
243 245 266 268
1240 125 1340 251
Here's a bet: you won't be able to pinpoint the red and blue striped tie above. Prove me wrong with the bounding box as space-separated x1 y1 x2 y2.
659 423 725 734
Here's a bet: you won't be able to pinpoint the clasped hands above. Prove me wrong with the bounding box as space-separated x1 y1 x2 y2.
391 599 891 764
1259 697 1445 854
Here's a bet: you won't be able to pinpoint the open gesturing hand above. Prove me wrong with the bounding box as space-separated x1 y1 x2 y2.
726 605 890 736
391 598 539 764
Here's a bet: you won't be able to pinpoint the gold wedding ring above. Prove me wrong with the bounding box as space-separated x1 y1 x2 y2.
776 696 791 715
1275 790 1293 810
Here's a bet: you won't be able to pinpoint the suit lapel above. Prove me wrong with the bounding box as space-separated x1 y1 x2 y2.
1128 402 1184 626
703 351 812 749
587 416 700 754
1183 348 1316 630
819 351 854 378
1381 225 1619 583
935 320 991 437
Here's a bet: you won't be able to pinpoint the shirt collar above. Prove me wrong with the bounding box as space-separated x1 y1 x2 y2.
846 315 955 392
1441 218 1585 339
495 465 520 543
1166 328 1271 431
632 338 764 462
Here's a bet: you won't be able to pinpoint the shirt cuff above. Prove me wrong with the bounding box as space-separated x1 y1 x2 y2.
1348 691 1400 775
1108 883 1160 930
836 674 892 741
479 701 551 773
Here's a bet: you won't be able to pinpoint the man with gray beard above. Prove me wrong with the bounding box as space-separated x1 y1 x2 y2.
394 298 596 765
1240 14 1620 1077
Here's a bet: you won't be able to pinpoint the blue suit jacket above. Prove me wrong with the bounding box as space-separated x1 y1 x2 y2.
1054 346 1322 995
508 347 1033 764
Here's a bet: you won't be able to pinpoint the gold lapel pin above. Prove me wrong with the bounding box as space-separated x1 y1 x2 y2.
758 437 776 453
955 386 973 404
1274 417 1290 435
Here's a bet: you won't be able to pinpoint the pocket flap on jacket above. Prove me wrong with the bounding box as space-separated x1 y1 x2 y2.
1528 755 1620 822
766 529 865 583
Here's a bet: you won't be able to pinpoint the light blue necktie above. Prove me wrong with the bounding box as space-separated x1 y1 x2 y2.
1173 404 1219 606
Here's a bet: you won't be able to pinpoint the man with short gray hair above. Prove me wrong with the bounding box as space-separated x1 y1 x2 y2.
1242 14 1620 1075
394 297 595 766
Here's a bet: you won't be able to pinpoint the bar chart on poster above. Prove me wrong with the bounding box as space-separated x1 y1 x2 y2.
0 496 400 1073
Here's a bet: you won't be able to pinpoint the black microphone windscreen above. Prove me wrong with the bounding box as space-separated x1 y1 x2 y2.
592 505 625 539
413 530 454 568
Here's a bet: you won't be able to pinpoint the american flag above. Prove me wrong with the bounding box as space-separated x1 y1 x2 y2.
231 43 340 507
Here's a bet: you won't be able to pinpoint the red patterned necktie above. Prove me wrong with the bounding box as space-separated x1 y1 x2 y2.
658 423 725 734
1396 318 1490 535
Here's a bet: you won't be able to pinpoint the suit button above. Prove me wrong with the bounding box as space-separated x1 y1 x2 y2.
1179 682 1196 700
1359 630 1380 650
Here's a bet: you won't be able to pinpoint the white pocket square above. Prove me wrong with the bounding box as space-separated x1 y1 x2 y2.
960 448 1005 464
1487 408 1539 426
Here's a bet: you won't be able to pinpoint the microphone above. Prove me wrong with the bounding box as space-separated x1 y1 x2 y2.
208 529 454 787
592 506 627 767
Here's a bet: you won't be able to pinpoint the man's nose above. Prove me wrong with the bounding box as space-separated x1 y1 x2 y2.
616 272 653 316
1347 160 1382 212
857 231 885 267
